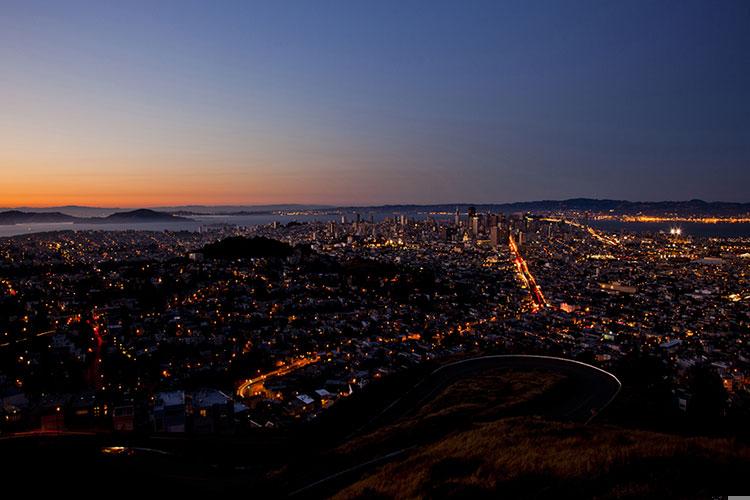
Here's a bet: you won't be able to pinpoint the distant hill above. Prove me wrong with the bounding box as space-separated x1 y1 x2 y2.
0 209 192 225
199 236 294 259
92 209 190 223
342 198 750 216
6 199 750 221
155 204 333 215
2 206 122 217
0 210 77 225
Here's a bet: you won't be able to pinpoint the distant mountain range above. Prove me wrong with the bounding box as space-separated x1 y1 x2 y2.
156 204 332 215
342 199 750 216
0 209 192 226
3 199 750 223
0 204 333 218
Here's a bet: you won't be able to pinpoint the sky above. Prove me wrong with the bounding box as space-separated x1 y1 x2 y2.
1 0 749 207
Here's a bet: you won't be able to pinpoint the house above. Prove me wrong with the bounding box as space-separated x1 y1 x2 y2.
296 394 314 406
153 391 190 433
314 389 335 408
37 394 70 432
192 389 235 433
113 404 135 432
287 393 315 417
0 389 29 431
68 392 105 429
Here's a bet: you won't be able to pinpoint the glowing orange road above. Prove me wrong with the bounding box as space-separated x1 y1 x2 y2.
508 234 549 310
540 217 619 246
237 355 320 398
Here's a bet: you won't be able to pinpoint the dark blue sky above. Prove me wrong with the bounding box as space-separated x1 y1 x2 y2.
1 0 749 206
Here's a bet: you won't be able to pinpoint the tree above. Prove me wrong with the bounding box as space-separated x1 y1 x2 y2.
687 364 727 428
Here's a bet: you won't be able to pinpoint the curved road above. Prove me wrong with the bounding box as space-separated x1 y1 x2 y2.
356 355 621 436
291 355 621 497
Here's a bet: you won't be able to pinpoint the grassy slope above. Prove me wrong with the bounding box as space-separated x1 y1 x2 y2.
333 371 750 499
335 369 564 459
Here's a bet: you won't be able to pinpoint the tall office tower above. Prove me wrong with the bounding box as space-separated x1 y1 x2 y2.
429 216 438 233
446 226 458 242
517 229 526 247
471 216 479 237
490 225 499 249
399 214 407 226
454 208 460 227
489 214 498 228
466 206 477 236
341 214 347 224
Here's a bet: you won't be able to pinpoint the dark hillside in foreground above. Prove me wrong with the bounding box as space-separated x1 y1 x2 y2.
1 364 747 498
336 417 750 499
295 365 750 499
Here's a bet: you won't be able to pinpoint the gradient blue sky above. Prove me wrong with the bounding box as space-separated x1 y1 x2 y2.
1 0 749 206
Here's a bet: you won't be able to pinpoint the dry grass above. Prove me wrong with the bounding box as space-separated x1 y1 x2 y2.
415 369 563 420
337 369 563 457
331 367 750 499
335 417 750 499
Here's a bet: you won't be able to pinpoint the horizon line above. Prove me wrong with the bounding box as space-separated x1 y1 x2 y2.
4 197 750 212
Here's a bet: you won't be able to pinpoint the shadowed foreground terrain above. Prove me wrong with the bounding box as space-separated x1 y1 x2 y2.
325 365 749 499
335 417 749 499
3 360 748 498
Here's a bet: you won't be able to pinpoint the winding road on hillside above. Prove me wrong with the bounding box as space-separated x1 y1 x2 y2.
290 354 622 497
398 355 619 422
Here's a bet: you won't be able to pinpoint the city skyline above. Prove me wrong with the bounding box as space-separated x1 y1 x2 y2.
2 0 750 207
3 2 750 495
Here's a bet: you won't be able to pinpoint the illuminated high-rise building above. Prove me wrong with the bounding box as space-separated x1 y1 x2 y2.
490 226 499 249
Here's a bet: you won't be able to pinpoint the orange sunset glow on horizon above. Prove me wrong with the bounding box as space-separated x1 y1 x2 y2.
2 1 749 208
